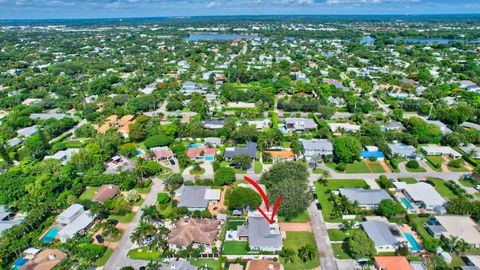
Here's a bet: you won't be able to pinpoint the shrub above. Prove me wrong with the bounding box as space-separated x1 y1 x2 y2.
336 163 346 172
448 159 463 169
144 135 174 148
157 193 171 204
406 160 420 169
214 167 236 185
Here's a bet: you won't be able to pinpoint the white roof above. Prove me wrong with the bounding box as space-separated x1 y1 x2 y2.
328 123 361 132
435 216 480 245
58 204 84 220
394 182 446 208
58 211 94 240
204 189 221 201
466 255 480 267
421 145 461 157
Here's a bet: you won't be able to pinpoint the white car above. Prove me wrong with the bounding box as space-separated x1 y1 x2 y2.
475 185 480 191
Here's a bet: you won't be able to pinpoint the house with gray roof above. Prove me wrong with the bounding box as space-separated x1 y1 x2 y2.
388 143 417 158
224 142 257 160
302 139 333 160
159 260 198 270
0 206 22 235
381 121 404 131
426 120 452 135
339 188 392 210
459 143 480 159
284 118 317 132
461 122 480 132
17 125 38 138
30 113 70 120
361 220 406 252
204 120 225 130
177 186 221 211
237 212 283 252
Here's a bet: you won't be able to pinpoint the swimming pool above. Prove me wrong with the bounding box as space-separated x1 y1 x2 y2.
204 156 215 161
404 233 422 251
400 198 413 210
12 258 28 270
135 149 143 155
41 227 59 244
187 144 202 149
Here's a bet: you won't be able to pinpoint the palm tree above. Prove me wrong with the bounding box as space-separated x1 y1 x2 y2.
298 245 315 262
142 205 161 223
131 221 157 247
279 247 295 263
135 157 149 182
453 239 469 256
322 169 331 180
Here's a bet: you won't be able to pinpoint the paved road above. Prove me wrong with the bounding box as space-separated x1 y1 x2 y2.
308 202 338 270
49 119 87 144
104 177 165 270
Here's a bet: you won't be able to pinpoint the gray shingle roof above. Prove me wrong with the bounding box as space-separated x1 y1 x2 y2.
178 186 209 208
339 188 392 206
224 142 257 159
247 216 283 249
361 221 399 247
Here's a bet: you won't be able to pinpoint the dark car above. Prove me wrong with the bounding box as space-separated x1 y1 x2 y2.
169 159 175 165
95 235 104 243
107 219 118 226
316 203 322 210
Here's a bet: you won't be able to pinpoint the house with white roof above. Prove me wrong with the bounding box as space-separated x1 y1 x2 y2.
339 188 392 210
421 145 462 159
459 143 480 159
388 143 417 159
57 204 85 225
301 139 333 161
284 118 317 132
426 120 452 135
328 123 361 134
58 210 95 243
426 216 480 248
393 182 446 212
44 148 80 165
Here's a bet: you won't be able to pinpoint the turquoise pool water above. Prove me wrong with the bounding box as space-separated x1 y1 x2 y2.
187 144 202 149
41 227 59 244
204 156 215 161
135 149 143 155
400 198 413 210
404 233 422 251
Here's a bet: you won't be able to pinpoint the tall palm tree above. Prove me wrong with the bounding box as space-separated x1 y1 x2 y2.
135 157 149 182
142 205 161 223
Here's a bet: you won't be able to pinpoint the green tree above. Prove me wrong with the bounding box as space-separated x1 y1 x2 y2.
165 174 184 190
297 244 316 262
119 143 137 157
333 136 362 163
231 153 252 170
228 187 262 211
347 231 376 259
144 135 174 148
279 247 296 263
214 167 236 185
377 199 404 219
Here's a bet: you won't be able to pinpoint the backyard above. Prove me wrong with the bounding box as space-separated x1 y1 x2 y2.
223 241 258 255
426 178 458 200
281 231 320 270
425 156 444 171
326 161 385 173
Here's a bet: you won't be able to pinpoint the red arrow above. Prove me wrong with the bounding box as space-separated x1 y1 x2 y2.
244 176 282 224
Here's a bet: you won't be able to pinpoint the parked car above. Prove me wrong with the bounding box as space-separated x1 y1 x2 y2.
316 203 322 210
95 235 104 243
475 185 480 191
169 159 176 165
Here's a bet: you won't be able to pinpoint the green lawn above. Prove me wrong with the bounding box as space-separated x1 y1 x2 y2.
426 178 458 200
405 166 427 172
223 241 257 255
94 248 113 266
450 256 466 268
315 179 369 222
279 210 310 223
254 161 263 174
459 178 476 187
312 168 328 174
447 164 469 172
227 220 245 230
425 156 444 171
108 212 136 223
368 163 386 173
127 248 162 260
327 229 361 242
189 259 221 270
408 215 433 243
281 232 320 270
79 187 97 200
331 243 353 259
344 161 371 173
398 178 417 184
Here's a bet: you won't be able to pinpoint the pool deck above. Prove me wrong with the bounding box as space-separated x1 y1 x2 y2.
398 224 424 252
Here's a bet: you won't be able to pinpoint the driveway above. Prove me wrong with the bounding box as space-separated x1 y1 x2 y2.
279 222 312 232
307 202 338 270
103 177 165 269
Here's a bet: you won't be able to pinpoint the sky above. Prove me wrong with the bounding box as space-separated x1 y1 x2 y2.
0 0 480 20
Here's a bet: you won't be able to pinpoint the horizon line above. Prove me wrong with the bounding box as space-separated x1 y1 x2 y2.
2 13 480 22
